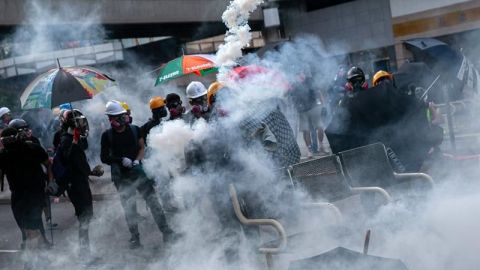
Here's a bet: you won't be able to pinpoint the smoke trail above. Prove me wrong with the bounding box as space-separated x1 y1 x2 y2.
216 0 264 73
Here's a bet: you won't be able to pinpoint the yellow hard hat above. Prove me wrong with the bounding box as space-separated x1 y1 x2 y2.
119 101 130 112
207 81 224 106
372 70 393 86
149 96 166 110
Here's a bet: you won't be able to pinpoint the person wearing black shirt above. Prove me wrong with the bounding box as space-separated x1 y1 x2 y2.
0 127 51 252
101 100 175 249
55 110 101 254
140 96 168 143
8 118 53 248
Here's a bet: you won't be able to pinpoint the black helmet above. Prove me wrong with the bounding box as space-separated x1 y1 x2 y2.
8 119 29 131
60 109 84 129
347 66 365 82
166 93 183 109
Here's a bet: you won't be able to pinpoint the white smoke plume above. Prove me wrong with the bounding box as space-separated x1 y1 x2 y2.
4 1 480 270
216 0 264 77
11 0 105 56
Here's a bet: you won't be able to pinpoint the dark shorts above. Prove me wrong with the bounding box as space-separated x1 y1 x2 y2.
11 191 45 230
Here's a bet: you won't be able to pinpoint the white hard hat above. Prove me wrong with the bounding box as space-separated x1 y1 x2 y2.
0 107 10 118
105 100 127 116
186 81 207 99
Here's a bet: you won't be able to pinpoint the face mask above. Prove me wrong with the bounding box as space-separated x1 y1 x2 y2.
109 115 127 129
152 107 167 120
190 96 208 113
16 129 30 141
74 116 89 137
191 105 208 118
169 106 185 119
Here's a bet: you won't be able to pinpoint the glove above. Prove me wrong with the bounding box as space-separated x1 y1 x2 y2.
91 165 104 177
132 160 140 167
122 157 133 168
46 181 59 196
73 128 81 144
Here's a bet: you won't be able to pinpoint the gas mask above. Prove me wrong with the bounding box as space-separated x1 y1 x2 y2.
189 96 209 118
345 76 368 92
167 101 185 120
169 107 184 119
74 115 89 137
152 107 168 121
191 105 209 118
16 128 30 142
109 114 128 130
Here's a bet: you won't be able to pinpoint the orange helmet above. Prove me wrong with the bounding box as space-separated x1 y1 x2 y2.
372 70 393 86
149 96 165 110
207 81 224 106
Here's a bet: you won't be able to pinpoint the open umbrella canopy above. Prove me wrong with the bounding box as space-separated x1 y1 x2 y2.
403 38 480 101
20 66 115 110
394 62 436 92
289 247 409 270
154 54 218 85
404 38 463 74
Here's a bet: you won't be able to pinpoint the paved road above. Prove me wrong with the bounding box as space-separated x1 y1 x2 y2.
0 196 170 270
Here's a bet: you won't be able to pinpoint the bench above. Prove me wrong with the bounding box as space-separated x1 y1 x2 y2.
228 156 393 269
338 143 434 192
287 155 392 205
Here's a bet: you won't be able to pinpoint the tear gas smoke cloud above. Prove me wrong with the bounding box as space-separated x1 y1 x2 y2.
216 0 264 82
143 119 209 180
5 1 480 270
12 0 105 55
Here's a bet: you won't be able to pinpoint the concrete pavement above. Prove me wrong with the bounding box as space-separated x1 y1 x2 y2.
0 194 170 270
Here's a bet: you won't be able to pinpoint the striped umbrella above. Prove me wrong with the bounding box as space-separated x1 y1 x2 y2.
21 65 115 109
154 54 218 85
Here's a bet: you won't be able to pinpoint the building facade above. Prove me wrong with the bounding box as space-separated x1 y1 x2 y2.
279 0 480 74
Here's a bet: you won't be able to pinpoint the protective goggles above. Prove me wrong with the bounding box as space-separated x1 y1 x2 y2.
166 100 182 109
189 96 207 105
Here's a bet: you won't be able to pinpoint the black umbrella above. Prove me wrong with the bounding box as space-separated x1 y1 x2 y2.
404 38 471 101
404 38 463 73
394 62 436 92
289 247 409 270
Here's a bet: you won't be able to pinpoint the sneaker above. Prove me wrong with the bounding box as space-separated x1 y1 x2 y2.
129 235 142 249
317 147 330 155
306 145 316 157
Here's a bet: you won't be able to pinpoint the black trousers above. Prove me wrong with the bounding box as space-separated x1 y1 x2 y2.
112 169 173 238
66 179 93 248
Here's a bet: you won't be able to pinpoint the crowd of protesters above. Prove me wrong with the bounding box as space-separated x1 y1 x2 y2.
0 63 444 268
